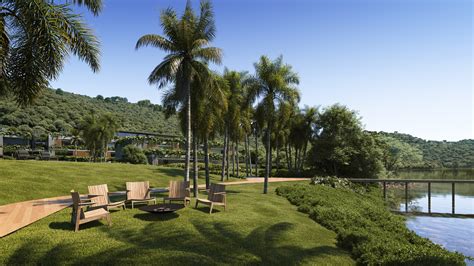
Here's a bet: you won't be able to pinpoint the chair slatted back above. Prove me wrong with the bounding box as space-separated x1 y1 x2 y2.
70 191 84 219
208 183 226 203
126 181 150 200
169 180 190 198
88 184 109 207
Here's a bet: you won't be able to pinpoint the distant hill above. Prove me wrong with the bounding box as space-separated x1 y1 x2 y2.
377 132 474 169
0 88 181 136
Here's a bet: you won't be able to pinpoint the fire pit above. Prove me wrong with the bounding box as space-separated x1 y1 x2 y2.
138 203 185 214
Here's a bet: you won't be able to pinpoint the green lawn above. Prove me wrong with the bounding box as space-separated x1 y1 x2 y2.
0 160 354 265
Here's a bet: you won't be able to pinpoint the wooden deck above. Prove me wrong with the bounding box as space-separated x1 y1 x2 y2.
0 195 72 237
0 177 309 237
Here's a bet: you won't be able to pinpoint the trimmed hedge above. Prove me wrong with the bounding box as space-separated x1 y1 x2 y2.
276 182 465 265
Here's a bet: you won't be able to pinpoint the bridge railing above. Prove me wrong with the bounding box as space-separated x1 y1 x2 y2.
347 179 474 215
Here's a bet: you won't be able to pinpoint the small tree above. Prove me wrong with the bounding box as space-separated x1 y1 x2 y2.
122 145 147 164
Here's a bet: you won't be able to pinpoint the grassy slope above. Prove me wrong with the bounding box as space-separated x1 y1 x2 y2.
0 160 354 265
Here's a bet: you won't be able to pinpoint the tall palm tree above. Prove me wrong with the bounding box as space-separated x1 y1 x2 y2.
162 72 228 195
136 0 222 181
247 56 300 194
221 69 247 180
0 0 101 106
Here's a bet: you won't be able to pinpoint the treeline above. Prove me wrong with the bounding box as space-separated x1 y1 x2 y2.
0 88 180 137
376 132 474 169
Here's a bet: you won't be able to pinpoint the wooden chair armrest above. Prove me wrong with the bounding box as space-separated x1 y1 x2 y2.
78 201 94 206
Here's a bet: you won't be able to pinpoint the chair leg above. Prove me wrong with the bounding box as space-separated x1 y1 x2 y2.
106 214 112 226
195 200 199 209
131 202 134 209
74 221 80 232
209 203 214 214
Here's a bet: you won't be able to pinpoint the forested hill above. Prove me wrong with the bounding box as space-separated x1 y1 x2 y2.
377 132 474 168
0 88 181 136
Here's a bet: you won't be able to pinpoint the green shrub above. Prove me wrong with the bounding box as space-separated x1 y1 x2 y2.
276 183 466 265
121 145 147 164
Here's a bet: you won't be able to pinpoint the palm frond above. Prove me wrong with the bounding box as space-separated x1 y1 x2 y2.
135 34 175 53
192 46 222 64
68 0 103 16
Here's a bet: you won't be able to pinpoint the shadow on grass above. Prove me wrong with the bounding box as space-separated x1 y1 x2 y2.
13 218 348 265
49 220 108 232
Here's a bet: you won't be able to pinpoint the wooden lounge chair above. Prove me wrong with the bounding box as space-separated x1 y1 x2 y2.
126 181 156 209
195 183 227 214
71 191 111 232
163 180 191 205
88 184 126 211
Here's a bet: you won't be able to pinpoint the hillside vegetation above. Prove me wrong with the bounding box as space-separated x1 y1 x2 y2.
0 88 471 170
377 132 474 169
0 88 180 136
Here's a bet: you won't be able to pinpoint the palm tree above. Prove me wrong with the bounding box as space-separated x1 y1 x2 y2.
163 72 228 195
135 0 222 181
247 56 300 194
0 0 101 106
221 69 247 180
195 74 228 189
70 127 82 162
79 112 118 162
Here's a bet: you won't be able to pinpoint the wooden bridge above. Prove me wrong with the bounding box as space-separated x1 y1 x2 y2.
347 179 474 215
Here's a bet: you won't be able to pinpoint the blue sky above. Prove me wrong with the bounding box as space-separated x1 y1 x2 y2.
51 0 473 141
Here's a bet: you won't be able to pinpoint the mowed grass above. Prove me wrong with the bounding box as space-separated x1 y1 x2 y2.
0 160 354 265
0 160 236 205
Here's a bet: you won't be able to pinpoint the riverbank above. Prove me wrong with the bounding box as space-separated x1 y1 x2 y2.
276 180 466 265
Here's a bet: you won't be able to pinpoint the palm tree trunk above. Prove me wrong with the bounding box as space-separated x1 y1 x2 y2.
192 134 198 197
285 144 290 171
232 141 235 177
226 131 230 180
255 131 259 177
294 148 298 172
248 135 253 177
288 144 293 170
264 127 271 194
204 135 210 190
244 135 248 177
301 141 308 173
275 139 280 169
236 141 240 178
220 126 228 181
184 79 191 182
74 144 78 162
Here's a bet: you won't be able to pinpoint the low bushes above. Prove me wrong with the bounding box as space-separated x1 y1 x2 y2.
276 180 465 265
121 145 147 164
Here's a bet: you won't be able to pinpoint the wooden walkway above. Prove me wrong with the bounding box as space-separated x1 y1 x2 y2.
0 177 309 237
0 196 72 237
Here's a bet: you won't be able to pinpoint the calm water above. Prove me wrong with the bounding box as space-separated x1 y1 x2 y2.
393 169 474 263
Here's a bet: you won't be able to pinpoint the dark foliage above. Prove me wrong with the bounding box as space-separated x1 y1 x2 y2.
276 183 466 265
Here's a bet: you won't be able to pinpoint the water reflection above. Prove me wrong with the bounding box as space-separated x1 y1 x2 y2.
406 217 474 265
393 169 474 262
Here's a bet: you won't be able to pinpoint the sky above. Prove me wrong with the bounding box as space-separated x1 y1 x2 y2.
51 0 473 141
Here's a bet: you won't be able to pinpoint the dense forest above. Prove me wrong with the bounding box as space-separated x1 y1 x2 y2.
376 132 474 169
0 88 181 137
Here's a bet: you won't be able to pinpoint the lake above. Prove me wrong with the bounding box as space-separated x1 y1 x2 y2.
393 169 474 264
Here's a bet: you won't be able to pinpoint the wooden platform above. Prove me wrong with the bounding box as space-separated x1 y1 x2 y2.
0 195 73 237
0 177 309 238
